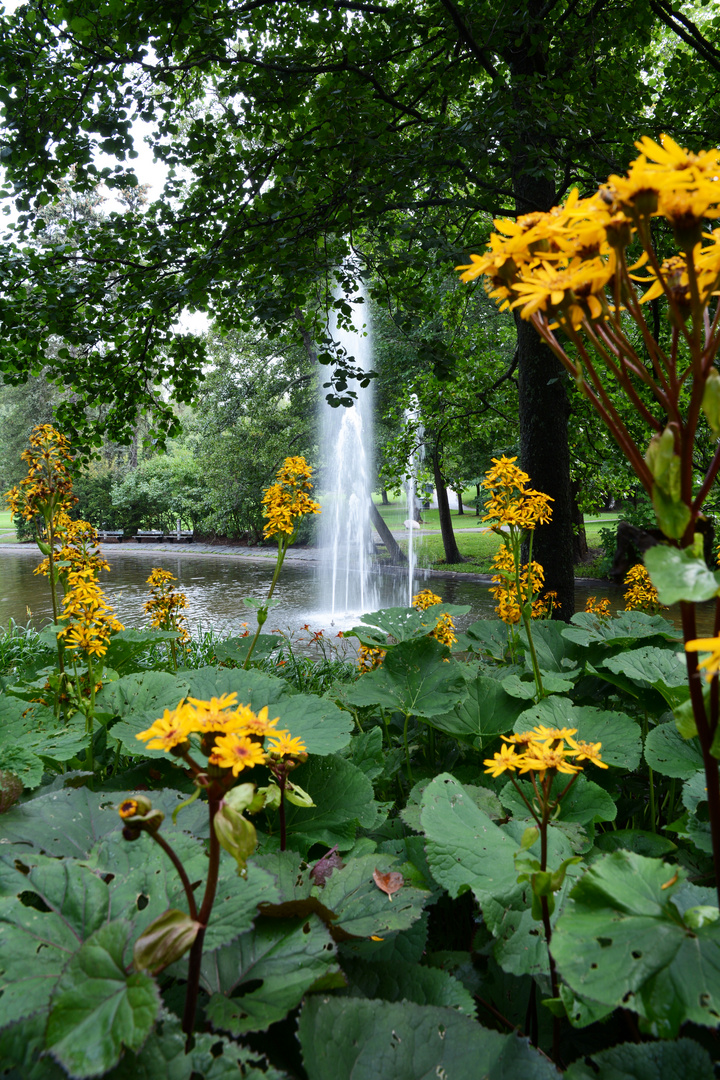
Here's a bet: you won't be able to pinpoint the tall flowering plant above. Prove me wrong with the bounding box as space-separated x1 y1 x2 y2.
144 567 189 671
5 425 77 665
120 693 309 1041
481 455 554 696
459 134 720 904
243 456 321 668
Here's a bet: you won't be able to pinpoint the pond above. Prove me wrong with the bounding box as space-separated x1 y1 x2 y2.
0 544 640 637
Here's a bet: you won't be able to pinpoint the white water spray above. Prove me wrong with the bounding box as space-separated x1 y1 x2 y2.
317 284 377 619
404 401 424 605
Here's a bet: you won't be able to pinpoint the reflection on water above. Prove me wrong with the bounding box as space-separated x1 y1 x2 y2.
0 547 707 636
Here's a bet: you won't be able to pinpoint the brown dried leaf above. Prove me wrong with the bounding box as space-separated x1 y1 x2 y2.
372 868 404 901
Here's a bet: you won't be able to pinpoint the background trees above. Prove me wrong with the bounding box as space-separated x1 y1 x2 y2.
2 0 720 607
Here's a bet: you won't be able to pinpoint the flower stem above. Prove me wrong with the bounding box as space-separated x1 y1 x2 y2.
183 794 222 1045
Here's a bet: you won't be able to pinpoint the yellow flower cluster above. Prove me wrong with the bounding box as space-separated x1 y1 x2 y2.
58 568 124 657
412 589 442 611
358 644 387 673
144 568 189 644
4 424 76 524
136 692 307 777
623 563 664 613
484 725 606 778
34 512 110 580
412 589 457 647
489 546 555 625
481 456 553 532
457 134 720 331
584 595 612 619
262 456 322 540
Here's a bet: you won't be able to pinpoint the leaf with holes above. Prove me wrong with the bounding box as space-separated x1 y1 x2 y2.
45 921 160 1078
202 915 338 1034
321 854 430 940
644 722 704 779
298 997 561 1080
551 851 720 1036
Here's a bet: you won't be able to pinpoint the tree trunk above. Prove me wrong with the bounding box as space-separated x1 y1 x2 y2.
381 488 390 506
516 314 575 618
571 481 588 563
475 484 481 516
369 499 407 565
432 448 465 563
507 0 576 620
456 491 464 515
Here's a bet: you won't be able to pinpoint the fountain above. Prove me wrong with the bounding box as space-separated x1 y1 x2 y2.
317 282 378 619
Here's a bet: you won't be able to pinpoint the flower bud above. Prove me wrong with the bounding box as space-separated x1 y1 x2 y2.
214 801 258 874
133 909 201 974
702 369 720 439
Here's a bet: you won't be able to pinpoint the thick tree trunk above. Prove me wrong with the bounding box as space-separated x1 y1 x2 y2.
369 499 407 565
432 448 465 563
456 491 464 515
516 314 575 618
381 488 390 506
571 480 588 563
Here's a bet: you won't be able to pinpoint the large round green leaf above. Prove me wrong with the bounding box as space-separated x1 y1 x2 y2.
645 545 720 605
343 637 467 717
281 754 383 852
552 851 720 1037
514 698 641 771
45 921 160 1078
298 997 561 1080
202 915 338 1034
644 722 704 779
429 673 525 749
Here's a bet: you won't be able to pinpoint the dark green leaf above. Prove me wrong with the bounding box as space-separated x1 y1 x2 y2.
644 722 704 779
552 851 720 1036
298 997 561 1080
202 915 338 1034
515 698 642 770
46 921 160 1078
344 637 467 717
429 673 525 748
564 1038 714 1080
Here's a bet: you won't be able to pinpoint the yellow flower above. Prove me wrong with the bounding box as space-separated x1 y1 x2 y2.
484 741 523 777
118 799 139 819
136 707 197 750
685 637 720 682
585 596 611 619
520 739 581 777
412 589 442 611
267 731 308 757
566 737 608 769
209 733 267 776
144 568 189 643
358 644 386 672
261 456 322 540
623 563 664 613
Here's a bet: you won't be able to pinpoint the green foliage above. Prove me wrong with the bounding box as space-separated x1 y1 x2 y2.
1 591 720 1075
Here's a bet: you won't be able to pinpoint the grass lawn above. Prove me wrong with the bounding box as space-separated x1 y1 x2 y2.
0 511 18 541
389 510 619 576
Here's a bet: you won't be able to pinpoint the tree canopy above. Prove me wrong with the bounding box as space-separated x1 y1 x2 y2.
2 0 720 607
